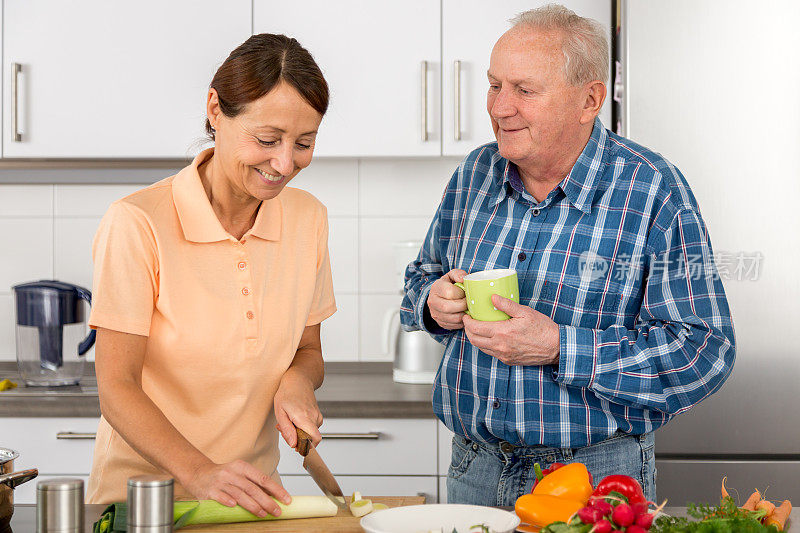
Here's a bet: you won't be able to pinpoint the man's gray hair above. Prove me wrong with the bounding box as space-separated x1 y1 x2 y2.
510 4 609 86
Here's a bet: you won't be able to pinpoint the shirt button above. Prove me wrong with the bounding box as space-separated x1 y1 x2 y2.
238 261 247 270
518 252 527 261
242 287 250 296
492 400 501 409
532 208 541 217
246 311 254 320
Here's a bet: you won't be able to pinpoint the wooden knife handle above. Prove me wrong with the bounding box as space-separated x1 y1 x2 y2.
296 428 311 457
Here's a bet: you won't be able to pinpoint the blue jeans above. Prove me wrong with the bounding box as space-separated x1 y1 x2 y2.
447 432 656 506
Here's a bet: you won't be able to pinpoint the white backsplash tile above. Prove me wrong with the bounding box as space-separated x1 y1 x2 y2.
54 184 146 217
1 158 453 361
0 185 54 217
53 218 102 290
290 159 358 217
359 217 432 294
358 158 459 217
359 293 405 361
320 293 358 361
0 218 53 292
328 217 358 294
0 293 16 361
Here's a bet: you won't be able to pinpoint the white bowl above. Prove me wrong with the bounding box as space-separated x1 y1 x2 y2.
360 504 521 533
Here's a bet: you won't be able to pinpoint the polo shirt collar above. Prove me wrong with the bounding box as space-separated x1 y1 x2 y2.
490 118 608 214
172 148 282 243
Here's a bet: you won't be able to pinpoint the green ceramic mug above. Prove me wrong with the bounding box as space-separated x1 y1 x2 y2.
454 268 519 321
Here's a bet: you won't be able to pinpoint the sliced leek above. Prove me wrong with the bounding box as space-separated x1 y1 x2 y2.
349 498 374 517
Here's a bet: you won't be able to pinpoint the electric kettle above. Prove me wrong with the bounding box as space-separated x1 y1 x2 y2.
383 309 444 384
12 280 96 386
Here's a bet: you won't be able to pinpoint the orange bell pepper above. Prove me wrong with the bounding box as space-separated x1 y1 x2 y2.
532 462 593 504
515 494 584 528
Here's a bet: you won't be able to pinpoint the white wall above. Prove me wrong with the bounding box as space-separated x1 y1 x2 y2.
0 157 461 362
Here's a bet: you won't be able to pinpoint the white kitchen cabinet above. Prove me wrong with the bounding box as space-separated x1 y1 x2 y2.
281 475 438 503
437 421 454 475
254 0 441 157
278 418 438 476
3 417 99 474
442 0 613 156
2 0 251 158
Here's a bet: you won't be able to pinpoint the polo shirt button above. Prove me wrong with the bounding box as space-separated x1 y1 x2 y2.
246 311 254 319
518 252 527 261
492 400 501 409
242 287 250 296
533 208 541 217
238 261 247 270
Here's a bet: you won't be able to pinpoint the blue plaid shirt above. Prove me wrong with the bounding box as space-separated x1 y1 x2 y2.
400 119 735 448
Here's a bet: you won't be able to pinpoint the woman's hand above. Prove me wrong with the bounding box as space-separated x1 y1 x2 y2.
183 459 291 518
274 370 324 449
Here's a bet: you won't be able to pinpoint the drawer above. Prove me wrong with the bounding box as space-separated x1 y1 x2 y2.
278 418 437 476
280 475 437 503
3 417 99 474
13 475 90 505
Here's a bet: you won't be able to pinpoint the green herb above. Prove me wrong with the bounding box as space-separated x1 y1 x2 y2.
541 521 592 533
650 496 778 532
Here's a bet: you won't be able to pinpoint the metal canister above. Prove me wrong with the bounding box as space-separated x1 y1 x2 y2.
127 475 174 533
36 478 84 533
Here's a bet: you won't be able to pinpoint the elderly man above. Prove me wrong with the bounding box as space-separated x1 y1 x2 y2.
400 4 734 506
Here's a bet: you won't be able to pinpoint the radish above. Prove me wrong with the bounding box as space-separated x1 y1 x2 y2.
591 499 614 516
591 519 613 533
577 506 602 524
612 503 635 527
626 526 648 533
635 512 654 528
631 502 649 516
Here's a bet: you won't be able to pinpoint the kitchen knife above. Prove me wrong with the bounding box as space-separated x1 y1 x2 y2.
295 428 347 510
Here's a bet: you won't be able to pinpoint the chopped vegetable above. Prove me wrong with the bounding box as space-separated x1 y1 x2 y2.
349 498 373 517
371 503 389 511
351 491 362 502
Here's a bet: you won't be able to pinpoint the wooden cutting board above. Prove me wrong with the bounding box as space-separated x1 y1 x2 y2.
180 496 425 532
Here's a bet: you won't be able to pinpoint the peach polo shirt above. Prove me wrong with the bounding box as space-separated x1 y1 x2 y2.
85 148 336 504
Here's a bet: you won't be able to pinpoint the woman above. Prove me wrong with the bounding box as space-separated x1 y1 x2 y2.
86 34 333 519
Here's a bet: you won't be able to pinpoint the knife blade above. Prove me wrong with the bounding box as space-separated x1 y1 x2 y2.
296 428 348 510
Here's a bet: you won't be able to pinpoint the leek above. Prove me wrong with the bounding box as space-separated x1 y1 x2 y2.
173 496 337 528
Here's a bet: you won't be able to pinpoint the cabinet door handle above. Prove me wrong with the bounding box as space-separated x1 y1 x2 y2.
320 432 381 440
11 63 22 142
454 60 462 141
421 60 428 142
56 432 96 440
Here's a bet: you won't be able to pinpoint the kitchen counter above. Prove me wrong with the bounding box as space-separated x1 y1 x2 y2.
8 504 797 532
0 362 435 418
8 497 427 532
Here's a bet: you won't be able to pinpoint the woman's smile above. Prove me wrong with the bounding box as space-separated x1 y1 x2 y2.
254 166 286 185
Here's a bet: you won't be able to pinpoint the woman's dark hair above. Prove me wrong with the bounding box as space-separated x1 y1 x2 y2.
205 33 329 139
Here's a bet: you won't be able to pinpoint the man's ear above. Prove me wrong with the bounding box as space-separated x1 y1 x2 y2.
580 81 606 124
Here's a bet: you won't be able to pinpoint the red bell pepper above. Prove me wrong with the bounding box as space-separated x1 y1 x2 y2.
591 474 647 506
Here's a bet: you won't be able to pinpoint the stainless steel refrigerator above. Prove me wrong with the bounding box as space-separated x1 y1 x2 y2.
620 0 800 506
